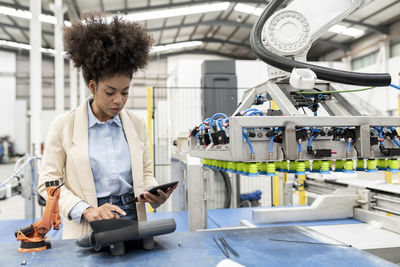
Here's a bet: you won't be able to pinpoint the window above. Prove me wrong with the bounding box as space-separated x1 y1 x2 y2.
391 41 400 57
351 50 378 70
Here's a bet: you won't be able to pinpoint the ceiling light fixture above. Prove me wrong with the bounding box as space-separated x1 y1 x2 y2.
125 2 230 21
328 24 364 37
234 3 264 16
0 38 202 56
0 39 56 55
150 41 203 53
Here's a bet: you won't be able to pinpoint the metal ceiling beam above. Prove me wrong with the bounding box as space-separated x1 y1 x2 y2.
220 3 258 53
316 39 349 51
343 19 389 35
157 37 251 50
310 0 400 59
6 16 28 42
172 0 195 43
0 1 53 16
361 0 400 22
172 16 186 43
99 0 105 12
210 4 236 39
189 13 206 40
151 48 253 60
325 0 400 43
149 19 252 32
65 0 80 19
158 0 173 44
0 20 345 51
10 0 29 42
109 0 266 14
124 0 128 14
0 22 53 36
0 25 17 42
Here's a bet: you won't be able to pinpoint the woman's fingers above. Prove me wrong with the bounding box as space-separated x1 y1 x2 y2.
140 183 179 205
107 204 127 216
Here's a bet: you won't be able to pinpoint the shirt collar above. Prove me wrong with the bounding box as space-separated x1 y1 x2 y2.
87 98 122 128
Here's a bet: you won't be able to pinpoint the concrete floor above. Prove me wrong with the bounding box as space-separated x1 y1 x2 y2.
0 163 42 221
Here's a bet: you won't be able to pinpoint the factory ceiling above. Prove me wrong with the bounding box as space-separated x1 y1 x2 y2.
0 0 399 61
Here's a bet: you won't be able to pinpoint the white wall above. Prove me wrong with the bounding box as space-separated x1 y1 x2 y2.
236 60 269 103
129 109 147 124
0 51 17 149
14 100 27 154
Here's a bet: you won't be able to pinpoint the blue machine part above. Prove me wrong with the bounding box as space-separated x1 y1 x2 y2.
240 190 262 201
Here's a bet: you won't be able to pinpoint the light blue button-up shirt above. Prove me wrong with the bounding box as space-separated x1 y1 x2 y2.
68 99 133 223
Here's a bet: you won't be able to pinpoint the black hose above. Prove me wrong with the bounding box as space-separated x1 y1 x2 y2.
250 0 391 87
219 171 232 208
51 183 64 196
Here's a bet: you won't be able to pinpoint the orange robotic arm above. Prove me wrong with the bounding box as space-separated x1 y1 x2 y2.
15 181 63 253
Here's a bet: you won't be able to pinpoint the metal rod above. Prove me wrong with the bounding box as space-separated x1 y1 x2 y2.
0 156 40 187
372 195 400 204
213 237 229 258
219 236 239 257
371 205 400 216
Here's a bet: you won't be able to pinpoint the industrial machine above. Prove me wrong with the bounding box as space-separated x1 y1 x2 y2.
0 155 43 220
188 0 400 246
14 180 62 252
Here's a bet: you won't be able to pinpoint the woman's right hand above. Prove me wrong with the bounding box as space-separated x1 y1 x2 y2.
82 203 126 222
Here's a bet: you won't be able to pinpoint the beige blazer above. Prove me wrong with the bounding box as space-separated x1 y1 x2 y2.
37 99 158 240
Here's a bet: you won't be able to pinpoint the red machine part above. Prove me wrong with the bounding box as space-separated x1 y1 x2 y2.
15 182 62 253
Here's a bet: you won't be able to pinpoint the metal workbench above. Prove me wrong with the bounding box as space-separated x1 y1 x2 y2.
0 226 394 267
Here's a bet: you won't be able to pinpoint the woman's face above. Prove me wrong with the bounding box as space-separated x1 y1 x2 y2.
89 74 130 122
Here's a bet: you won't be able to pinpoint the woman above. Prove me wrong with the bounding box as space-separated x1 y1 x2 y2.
37 13 176 240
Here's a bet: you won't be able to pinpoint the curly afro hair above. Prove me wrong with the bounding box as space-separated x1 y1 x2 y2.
64 13 154 85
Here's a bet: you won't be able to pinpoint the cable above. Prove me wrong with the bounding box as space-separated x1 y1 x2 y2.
390 84 400 90
387 127 400 148
210 113 228 131
346 140 351 152
249 0 391 86
393 138 400 148
270 135 275 153
243 130 255 154
243 108 261 114
373 127 384 145
269 127 282 153
223 118 229 129
51 183 64 197
216 118 224 129
297 87 375 95
219 171 232 209
308 136 314 148
308 127 320 148
245 111 264 116
243 134 255 154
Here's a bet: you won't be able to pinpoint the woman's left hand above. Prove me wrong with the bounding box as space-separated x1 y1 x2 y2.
138 184 178 205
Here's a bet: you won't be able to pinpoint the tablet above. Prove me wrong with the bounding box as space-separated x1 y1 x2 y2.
136 181 179 201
